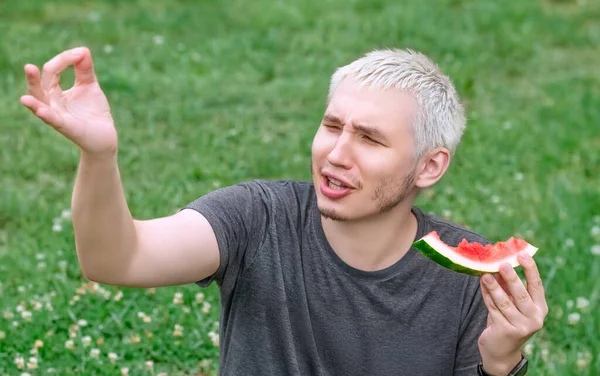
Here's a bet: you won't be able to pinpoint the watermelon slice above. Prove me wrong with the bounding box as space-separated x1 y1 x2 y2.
412 231 538 276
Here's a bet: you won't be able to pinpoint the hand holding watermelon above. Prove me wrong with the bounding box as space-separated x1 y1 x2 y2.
413 232 547 373
477 251 548 375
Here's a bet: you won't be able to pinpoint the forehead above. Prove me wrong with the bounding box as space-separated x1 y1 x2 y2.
326 77 418 135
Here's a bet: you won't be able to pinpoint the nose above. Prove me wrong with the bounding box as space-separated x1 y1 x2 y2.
327 132 353 169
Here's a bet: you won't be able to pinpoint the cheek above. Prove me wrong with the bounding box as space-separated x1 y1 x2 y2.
357 150 405 183
311 128 334 160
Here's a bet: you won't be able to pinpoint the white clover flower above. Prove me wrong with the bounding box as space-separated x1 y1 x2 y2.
0 331 5 339
514 172 524 181
208 331 219 347
591 245 600 256
576 297 590 311
34 340 43 348
90 348 101 358
14 356 25 369
52 222 63 232
113 291 124 301
121 367 129 376
65 339 75 350
564 238 575 248
591 226 600 237
568 312 581 325
61 209 72 220
152 35 165 45
81 336 92 347
108 352 118 364
201 302 211 314
173 292 184 304
173 324 184 337
26 357 38 369
566 300 574 309
145 360 154 370
523 342 533 356
21 311 32 321
103 45 114 54
195 292 205 304
77 319 88 327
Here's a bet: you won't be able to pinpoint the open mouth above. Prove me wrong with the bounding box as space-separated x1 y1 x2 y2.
326 176 349 190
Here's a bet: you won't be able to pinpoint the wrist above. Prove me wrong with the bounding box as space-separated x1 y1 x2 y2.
481 352 523 375
80 149 118 163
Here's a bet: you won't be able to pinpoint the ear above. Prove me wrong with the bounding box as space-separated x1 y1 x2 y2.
414 147 451 189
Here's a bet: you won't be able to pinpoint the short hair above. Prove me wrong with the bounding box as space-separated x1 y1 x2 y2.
328 49 466 159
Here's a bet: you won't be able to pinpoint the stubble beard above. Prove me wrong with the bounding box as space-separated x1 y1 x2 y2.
314 164 417 222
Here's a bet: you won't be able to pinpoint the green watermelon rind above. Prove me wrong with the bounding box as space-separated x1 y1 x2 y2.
412 234 539 276
413 239 485 276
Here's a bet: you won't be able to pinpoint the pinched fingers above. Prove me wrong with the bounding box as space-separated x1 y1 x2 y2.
40 47 86 94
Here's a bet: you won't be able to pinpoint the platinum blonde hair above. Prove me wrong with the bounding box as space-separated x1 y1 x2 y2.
328 49 466 159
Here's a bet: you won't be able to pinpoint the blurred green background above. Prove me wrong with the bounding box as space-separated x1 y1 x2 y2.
1 0 599 375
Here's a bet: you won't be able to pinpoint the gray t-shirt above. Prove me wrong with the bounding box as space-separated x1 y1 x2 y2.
185 179 489 376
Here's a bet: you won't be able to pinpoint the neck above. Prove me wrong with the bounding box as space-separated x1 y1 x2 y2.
321 200 419 272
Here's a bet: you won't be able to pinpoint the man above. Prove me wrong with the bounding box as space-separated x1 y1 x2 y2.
20 47 547 375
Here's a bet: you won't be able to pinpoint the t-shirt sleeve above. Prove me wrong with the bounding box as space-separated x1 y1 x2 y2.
183 180 270 288
453 276 488 375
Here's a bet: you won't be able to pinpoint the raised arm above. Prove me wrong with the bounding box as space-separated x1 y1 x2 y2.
20 47 219 288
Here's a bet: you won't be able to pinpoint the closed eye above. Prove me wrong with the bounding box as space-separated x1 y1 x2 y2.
362 135 381 145
323 123 341 131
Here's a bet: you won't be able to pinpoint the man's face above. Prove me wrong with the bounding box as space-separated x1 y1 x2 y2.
311 77 420 221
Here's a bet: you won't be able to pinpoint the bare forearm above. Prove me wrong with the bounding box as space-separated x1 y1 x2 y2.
71 151 137 283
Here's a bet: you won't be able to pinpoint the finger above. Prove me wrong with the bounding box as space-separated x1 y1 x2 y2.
24 64 45 101
73 47 97 85
518 252 547 311
20 95 63 128
20 94 46 114
494 273 512 297
480 279 504 326
41 47 87 93
498 263 537 316
481 273 523 326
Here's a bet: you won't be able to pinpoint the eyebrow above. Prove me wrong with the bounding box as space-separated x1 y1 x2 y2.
322 114 388 142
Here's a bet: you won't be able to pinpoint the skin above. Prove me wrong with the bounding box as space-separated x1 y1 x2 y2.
21 47 548 375
310 76 548 374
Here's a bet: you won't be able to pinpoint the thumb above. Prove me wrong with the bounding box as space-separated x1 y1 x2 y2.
73 47 97 85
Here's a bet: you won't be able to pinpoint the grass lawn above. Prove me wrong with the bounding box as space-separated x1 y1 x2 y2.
1 0 599 374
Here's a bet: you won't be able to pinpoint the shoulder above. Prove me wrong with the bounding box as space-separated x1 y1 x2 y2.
240 179 315 204
412 207 491 247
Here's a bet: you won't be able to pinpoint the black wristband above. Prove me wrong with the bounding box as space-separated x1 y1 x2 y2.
477 355 528 376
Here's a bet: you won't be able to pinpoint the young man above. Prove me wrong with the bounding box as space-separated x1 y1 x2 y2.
21 47 547 375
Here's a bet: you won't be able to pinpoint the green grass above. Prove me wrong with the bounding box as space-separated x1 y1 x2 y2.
1 0 599 374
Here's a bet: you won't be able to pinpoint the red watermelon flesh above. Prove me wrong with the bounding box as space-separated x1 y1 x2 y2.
412 231 538 275
454 236 530 263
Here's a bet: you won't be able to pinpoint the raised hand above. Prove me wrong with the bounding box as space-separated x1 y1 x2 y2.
477 251 548 375
20 47 118 157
